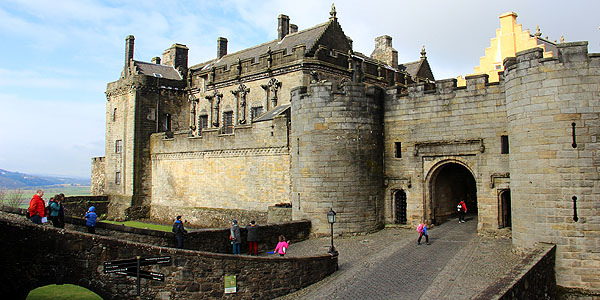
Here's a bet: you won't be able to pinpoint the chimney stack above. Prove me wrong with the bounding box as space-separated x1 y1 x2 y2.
289 24 298 34
162 43 189 74
217 37 228 59
124 35 135 69
278 14 290 41
152 56 161 64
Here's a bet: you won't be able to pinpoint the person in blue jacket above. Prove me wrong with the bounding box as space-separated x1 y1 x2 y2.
172 216 188 249
417 223 430 245
84 206 97 234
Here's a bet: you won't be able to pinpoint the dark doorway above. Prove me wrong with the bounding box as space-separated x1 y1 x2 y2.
394 190 407 224
430 163 477 225
499 190 511 228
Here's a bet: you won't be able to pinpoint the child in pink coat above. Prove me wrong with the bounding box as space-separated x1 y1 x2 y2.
273 235 289 257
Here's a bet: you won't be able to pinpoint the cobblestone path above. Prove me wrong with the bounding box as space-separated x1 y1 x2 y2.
278 216 520 300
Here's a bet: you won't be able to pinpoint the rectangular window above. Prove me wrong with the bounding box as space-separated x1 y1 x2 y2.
395 142 402 158
115 140 122 153
113 108 117 121
163 113 172 132
251 106 263 121
199 115 208 130
115 171 121 185
501 135 509 154
223 112 233 134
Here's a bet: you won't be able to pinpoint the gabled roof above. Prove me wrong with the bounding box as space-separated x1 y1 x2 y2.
133 61 182 80
398 58 435 81
191 19 350 72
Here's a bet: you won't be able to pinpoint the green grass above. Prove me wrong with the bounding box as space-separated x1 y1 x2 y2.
101 220 173 232
27 284 102 300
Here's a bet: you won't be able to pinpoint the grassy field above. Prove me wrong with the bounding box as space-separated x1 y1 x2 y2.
101 220 173 232
27 284 102 300
2 186 91 208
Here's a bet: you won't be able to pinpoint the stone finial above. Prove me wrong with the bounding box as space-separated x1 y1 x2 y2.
330 3 337 20
535 25 541 37
560 36 565 43
420 45 427 59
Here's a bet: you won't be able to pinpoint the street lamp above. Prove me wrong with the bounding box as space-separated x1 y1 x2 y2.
327 208 338 255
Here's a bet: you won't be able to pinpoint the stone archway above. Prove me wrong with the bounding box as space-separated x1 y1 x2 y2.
427 162 477 225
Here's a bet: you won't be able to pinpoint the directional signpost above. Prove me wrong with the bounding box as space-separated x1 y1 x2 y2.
104 256 171 296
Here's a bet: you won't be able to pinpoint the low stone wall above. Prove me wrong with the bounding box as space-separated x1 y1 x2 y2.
474 243 556 300
267 206 292 223
150 206 269 228
0 210 336 300
62 196 108 217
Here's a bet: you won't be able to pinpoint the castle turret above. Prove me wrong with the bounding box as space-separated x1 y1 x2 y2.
504 42 599 290
291 82 385 236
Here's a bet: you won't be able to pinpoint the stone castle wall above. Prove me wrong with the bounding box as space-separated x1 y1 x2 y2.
148 113 291 224
504 42 600 291
90 156 105 196
384 74 510 230
291 82 385 236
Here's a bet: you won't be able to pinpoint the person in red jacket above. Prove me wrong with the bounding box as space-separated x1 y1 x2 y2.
457 200 467 223
28 189 46 224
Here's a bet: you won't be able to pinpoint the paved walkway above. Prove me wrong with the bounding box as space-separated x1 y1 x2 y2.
277 216 521 300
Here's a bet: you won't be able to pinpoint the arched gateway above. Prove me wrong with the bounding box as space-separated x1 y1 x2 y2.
426 161 477 225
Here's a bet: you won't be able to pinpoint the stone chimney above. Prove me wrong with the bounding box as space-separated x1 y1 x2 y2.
151 56 161 64
124 35 135 69
289 24 298 34
217 37 228 59
162 43 189 74
278 14 290 41
370 35 398 69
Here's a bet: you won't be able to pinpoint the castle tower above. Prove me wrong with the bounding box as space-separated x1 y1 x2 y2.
504 42 600 291
291 82 385 236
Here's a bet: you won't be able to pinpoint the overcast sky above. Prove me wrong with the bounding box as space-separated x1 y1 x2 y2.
0 0 598 178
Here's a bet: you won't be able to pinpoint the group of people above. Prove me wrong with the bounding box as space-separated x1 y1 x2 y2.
173 217 289 256
27 189 98 233
27 189 65 228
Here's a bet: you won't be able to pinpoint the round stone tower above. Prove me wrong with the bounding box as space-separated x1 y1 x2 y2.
290 81 384 236
504 42 600 291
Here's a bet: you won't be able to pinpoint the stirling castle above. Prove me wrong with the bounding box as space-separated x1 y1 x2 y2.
92 6 599 292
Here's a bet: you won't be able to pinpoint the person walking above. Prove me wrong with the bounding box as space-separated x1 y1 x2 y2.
273 235 289 257
417 223 430 245
172 216 188 249
84 206 97 234
48 195 63 228
230 220 241 254
28 189 46 225
246 220 259 256
458 200 467 223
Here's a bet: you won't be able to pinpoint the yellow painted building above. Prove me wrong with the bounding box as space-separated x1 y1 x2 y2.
458 12 557 85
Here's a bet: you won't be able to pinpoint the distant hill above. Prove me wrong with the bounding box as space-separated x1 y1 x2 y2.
0 168 90 189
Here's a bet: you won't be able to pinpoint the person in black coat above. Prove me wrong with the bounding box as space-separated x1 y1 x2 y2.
246 220 259 255
172 216 187 249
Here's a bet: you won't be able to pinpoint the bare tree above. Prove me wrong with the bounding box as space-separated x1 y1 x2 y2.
6 188 25 207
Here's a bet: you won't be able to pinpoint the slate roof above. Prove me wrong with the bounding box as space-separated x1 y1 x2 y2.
253 104 290 123
191 22 332 72
398 60 422 78
133 61 182 80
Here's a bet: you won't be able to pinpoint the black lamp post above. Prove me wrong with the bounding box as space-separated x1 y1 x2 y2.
327 208 338 255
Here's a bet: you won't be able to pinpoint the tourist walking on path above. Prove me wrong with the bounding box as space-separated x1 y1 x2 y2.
84 206 97 234
172 216 188 249
48 195 63 228
246 220 259 255
28 189 45 225
458 200 467 223
273 235 289 257
230 220 241 254
417 223 430 245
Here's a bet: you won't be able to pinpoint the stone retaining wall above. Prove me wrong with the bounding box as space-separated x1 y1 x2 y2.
0 210 335 300
474 243 556 300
